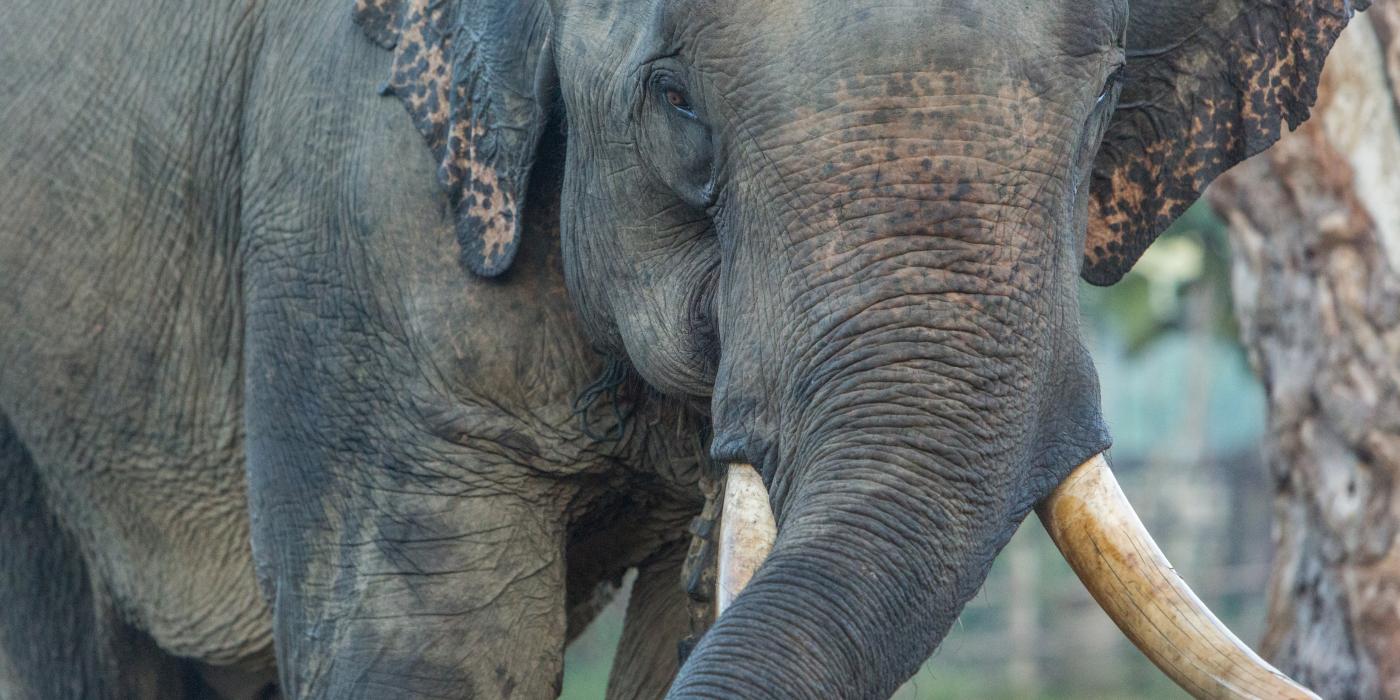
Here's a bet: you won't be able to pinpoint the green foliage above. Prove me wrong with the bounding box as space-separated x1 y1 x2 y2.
1081 201 1240 354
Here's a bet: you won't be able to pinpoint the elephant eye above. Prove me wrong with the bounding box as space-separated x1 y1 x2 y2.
666 88 692 112
656 77 696 118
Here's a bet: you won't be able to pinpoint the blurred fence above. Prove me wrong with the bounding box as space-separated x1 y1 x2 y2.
902 450 1272 699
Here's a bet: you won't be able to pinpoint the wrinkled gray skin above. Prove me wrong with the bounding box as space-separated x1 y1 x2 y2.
1 0 705 697
0 0 1356 697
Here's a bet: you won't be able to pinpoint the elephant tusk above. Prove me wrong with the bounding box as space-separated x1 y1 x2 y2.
715 463 777 616
1038 454 1320 700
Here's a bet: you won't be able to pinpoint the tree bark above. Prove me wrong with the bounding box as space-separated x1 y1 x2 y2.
1208 4 1400 698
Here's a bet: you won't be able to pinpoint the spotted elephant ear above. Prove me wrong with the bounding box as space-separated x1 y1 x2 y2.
354 0 554 277
1082 0 1370 285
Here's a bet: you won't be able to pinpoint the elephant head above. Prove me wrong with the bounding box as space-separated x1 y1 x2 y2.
356 0 1366 696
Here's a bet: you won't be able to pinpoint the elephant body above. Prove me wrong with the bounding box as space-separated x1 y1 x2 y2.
0 0 1367 698
0 0 705 697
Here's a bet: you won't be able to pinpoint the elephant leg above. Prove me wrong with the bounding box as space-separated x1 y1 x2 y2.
252 470 571 699
0 413 201 700
605 543 692 700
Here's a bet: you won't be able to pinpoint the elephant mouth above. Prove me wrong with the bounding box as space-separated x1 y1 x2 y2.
714 455 1322 700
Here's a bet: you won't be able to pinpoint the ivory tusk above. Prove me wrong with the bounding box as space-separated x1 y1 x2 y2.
1038 454 1320 700
715 463 777 615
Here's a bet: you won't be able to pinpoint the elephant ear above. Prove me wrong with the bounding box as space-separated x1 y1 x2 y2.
354 0 554 277
1082 0 1370 285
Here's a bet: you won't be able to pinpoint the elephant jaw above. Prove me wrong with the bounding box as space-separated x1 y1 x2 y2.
714 455 1321 700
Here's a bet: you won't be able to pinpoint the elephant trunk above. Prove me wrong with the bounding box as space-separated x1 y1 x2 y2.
678 116 1090 696
674 423 1024 697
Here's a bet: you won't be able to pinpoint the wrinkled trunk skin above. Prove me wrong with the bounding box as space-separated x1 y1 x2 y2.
670 70 1110 695
1209 5 1400 698
678 387 1052 698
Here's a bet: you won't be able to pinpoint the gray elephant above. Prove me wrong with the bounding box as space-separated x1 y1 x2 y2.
0 0 1366 698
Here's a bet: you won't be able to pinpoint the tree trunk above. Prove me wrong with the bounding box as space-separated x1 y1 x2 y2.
1208 4 1400 698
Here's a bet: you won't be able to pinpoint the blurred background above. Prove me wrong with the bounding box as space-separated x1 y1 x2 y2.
560 202 1262 699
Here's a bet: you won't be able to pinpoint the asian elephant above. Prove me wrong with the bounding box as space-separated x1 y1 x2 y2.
0 0 1367 697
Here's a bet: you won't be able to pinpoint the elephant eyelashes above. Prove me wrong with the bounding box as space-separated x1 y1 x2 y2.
1097 63 1126 104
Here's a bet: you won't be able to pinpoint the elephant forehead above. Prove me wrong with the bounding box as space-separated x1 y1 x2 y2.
719 71 1080 204
679 0 1121 68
